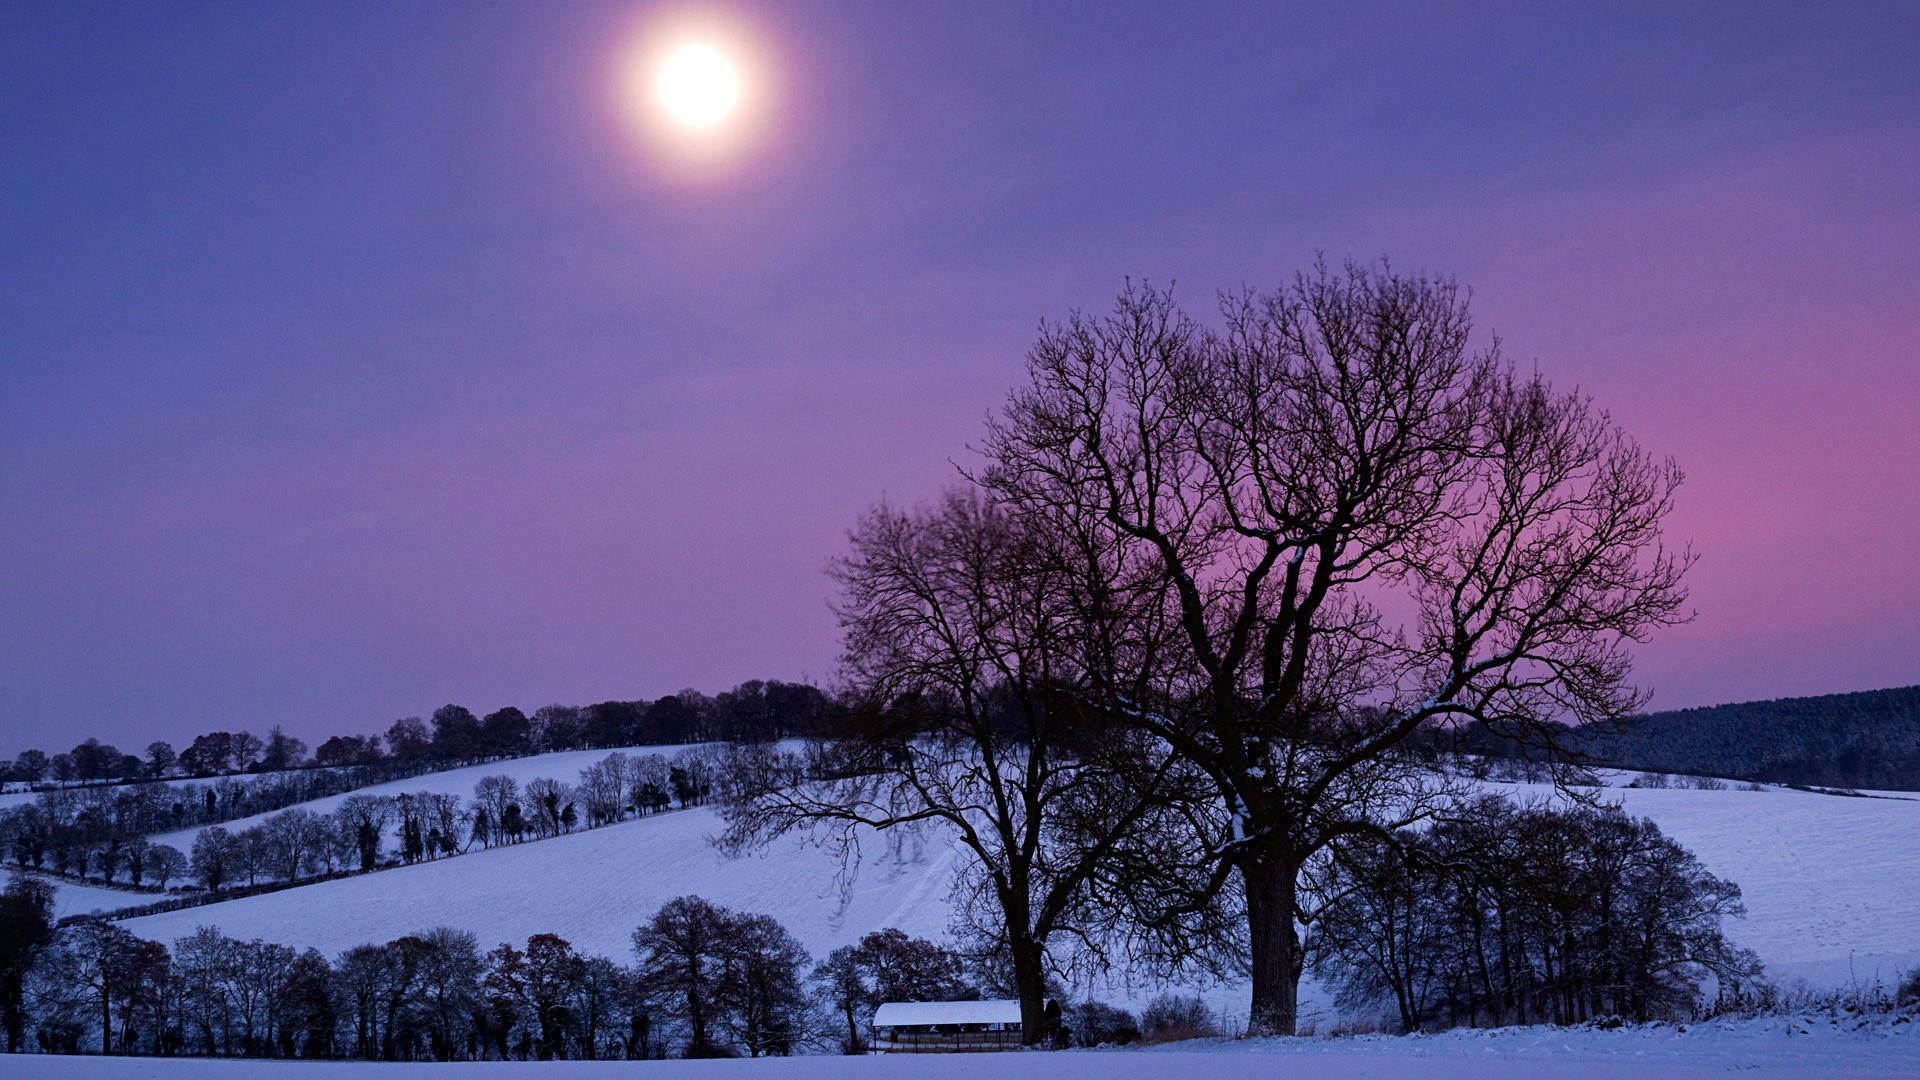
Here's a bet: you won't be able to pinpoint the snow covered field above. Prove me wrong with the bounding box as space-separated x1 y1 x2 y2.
126 804 957 961
120 772 1920 1005
0 786 41 810
146 744 706 850
37 758 1920 1073
40 874 156 919
7 1014 1918 1078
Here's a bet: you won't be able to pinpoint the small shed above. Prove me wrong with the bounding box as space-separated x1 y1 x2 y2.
871 999 1024 1053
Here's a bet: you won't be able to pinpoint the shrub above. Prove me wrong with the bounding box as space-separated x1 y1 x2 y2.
1065 1000 1140 1047
1140 993 1218 1042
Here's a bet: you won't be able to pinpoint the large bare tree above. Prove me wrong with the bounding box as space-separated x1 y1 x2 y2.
721 490 1176 1044
975 261 1692 1033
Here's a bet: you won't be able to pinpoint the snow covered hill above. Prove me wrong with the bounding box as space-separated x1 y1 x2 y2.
114 767 1920 1019
125 804 959 962
39 874 156 920
144 743 705 850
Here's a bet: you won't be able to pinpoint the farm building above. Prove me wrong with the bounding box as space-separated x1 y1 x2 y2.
871 999 1025 1053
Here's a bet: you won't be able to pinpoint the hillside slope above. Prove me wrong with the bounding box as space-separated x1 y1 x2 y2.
146 743 703 850
125 804 958 962
1579 685 1920 790
121 780 1920 1003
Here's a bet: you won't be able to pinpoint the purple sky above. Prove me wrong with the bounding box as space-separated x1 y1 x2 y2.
3 2 1917 756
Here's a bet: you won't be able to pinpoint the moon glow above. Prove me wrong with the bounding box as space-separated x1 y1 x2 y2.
655 43 742 129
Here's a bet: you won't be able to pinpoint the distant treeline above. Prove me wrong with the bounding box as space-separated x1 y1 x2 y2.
1584 685 1920 790
0 680 834 891
0 678 835 790
1425 685 1920 792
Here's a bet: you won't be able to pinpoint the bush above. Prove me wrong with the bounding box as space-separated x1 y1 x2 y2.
1898 967 1920 1009
1140 993 1218 1042
1064 1000 1140 1047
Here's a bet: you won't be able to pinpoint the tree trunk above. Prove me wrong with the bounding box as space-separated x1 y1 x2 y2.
5 972 23 1052
1242 852 1304 1036
1010 935 1050 1046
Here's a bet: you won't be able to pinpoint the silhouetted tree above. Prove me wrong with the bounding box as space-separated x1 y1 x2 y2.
15 749 49 786
724 491 1177 1043
973 265 1692 1032
0 876 55 1051
633 896 732 1056
1310 797 1758 1028
384 719 430 774
260 727 307 772
230 731 264 773
144 742 176 779
480 708 532 759
146 845 187 890
190 827 238 893
429 706 482 763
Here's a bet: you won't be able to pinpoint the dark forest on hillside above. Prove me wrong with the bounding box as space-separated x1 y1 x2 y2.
1429 686 1920 791
1403 686 1920 791
1584 685 1920 791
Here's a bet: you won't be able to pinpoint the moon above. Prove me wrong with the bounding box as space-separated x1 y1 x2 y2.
655 43 742 129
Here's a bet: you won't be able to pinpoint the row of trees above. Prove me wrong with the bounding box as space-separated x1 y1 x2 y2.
2 680 836 789
171 748 734 900
1309 798 1759 1031
725 261 1701 1038
2 771 380 885
5 878 1098 1060
4 729 313 789
3 876 1193 1062
1 734 772 896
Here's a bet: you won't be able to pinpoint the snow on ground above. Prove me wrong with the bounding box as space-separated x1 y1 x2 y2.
123 775 1920 1001
125 805 958 961
147 745 706 850
6 1013 1918 1078
33 874 159 919
0 786 40 810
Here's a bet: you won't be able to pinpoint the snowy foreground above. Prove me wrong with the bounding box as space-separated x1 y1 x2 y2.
8 1016 1919 1079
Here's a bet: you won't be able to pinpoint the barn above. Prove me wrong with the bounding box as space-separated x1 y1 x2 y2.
871 999 1025 1053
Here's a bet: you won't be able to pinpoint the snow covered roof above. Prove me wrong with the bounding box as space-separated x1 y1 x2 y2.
872 1000 1022 1027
